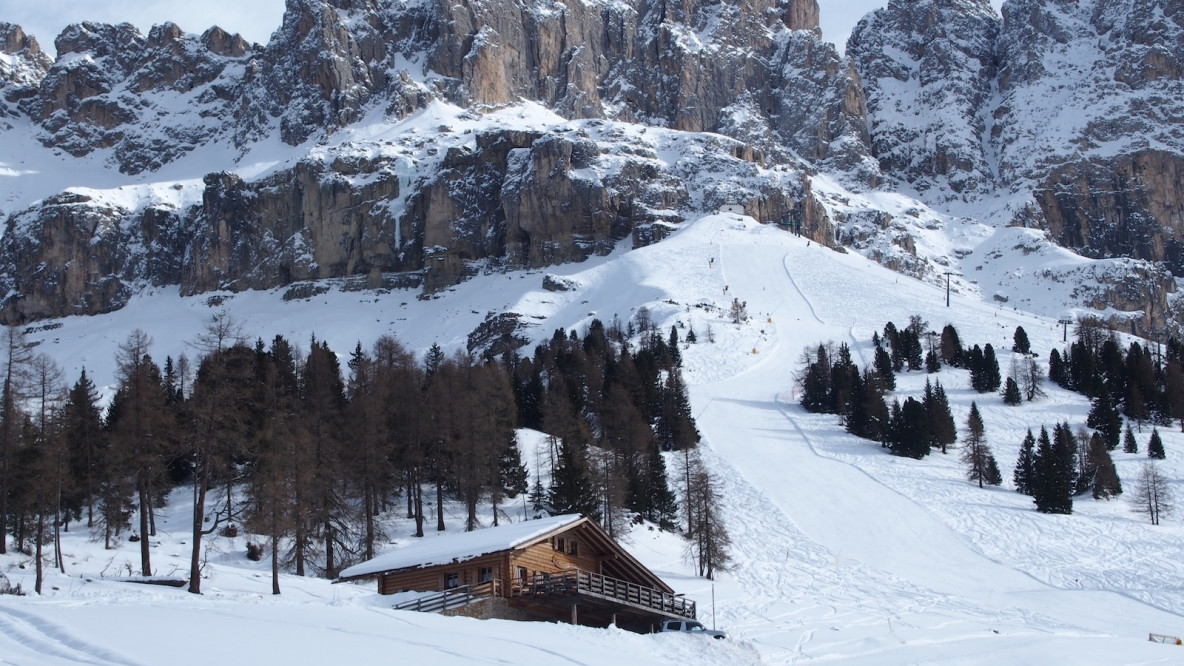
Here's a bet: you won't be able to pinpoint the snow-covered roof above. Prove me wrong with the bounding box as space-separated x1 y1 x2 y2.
338 514 584 581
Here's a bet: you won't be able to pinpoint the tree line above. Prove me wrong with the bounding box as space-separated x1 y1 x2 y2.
797 316 1175 523
0 310 729 594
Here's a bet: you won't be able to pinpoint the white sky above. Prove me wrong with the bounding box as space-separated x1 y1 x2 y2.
2 1 1007 57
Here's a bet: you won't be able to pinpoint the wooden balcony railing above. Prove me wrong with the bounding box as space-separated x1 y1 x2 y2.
514 569 695 619
393 579 501 613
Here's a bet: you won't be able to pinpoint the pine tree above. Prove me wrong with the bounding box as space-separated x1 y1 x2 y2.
1013 429 1037 495
890 397 930 459
1086 392 1122 451
62 369 105 529
1048 348 1070 388
1002 377 1023 405
1012 326 1031 354
940 324 963 367
984 454 1003 486
873 344 896 390
925 350 941 374
1148 428 1166 459
983 344 1002 393
799 344 832 413
548 435 600 520
1123 424 1138 454
1032 425 1074 514
847 371 889 442
925 380 956 454
967 345 986 392
1088 433 1122 500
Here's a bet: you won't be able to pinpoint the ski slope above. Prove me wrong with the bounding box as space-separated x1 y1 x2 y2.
2 214 1183 664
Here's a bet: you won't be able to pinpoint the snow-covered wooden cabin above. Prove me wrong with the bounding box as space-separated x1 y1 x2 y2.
336 514 695 632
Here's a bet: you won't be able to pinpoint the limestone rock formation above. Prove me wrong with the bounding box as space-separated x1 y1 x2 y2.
0 23 52 119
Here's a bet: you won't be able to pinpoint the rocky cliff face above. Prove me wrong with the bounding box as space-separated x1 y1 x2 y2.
0 0 849 323
0 23 52 121
847 0 999 198
847 0 1184 335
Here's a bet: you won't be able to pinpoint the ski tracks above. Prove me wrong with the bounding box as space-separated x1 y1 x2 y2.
0 604 147 666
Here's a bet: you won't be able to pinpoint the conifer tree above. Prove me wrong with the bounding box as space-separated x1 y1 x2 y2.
681 449 731 579
1123 424 1138 454
1087 392 1122 450
1013 429 1037 495
961 402 999 488
1021 354 1046 402
1002 377 1023 405
889 397 930 459
1088 433 1122 500
799 344 832 413
548 435 600 520
0 325 33 555
107 330 176 576
924 380 956 454
1148 428 1166 459
1130 463 1173 525
1012 326 1031 355
925 350 941 374
847 371 888 442
1048 348 1070 389
62 369 105 529
984 454 1003 487
940 324 963 367
1032 425 1074 514
873 344 895 390
982 344 1002 393
967 345 986 392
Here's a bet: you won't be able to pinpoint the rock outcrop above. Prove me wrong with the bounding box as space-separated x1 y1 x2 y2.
0 23 52 119
848 0 999 198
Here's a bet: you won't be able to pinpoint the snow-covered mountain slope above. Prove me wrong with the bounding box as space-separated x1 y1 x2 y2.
3 213 1183 665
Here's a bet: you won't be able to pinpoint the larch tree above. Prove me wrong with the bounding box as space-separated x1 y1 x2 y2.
961 402 1000 488
107 330 176 576
681 448 731 579
187 342 256 594
0 324 33 554
300 338 347 578
24 353 66 593
1130 463 1173 525
242 335 302 594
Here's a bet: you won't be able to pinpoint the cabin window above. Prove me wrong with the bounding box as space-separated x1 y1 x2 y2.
554 537 566 552
568 540 579 556
445 572 460 589
478 566 495 583
517 566 528 583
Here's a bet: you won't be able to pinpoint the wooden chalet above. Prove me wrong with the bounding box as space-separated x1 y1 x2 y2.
336 514 695 633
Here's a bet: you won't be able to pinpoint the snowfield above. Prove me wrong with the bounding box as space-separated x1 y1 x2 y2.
2 214 1183 664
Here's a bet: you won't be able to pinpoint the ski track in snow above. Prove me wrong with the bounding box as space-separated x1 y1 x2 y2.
0 604 146 666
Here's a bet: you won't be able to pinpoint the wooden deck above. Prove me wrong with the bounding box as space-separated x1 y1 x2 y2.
514 569 695 620
393 580 502 613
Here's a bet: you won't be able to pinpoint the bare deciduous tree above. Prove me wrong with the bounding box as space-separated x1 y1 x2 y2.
1130 463 1174 525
